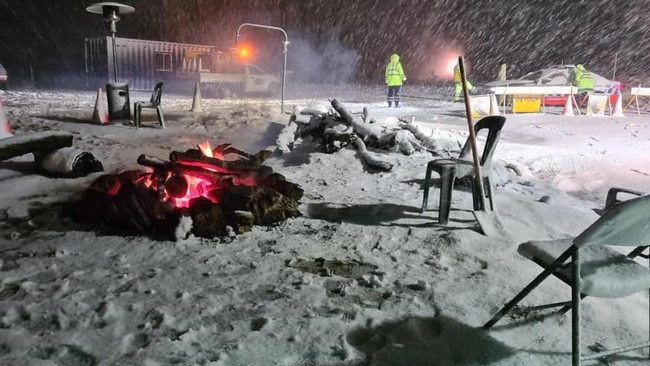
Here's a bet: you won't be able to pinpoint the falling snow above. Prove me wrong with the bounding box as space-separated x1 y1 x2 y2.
2 1 650 365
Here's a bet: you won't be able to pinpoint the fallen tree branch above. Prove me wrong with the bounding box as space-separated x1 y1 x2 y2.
352 137 393 172
330 98 381 144
398 117 439 151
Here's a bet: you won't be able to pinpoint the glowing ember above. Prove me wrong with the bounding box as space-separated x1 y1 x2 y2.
198 141 213 157
134 142 246 208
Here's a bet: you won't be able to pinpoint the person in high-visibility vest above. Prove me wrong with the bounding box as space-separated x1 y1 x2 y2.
454 62 476 102
572 64 594 108
497 63 507 81
385 53 406 108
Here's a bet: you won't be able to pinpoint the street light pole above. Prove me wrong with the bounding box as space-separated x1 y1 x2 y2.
236 23 289 113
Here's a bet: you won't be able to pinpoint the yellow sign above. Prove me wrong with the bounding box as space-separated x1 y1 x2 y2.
470 95 492 118
512 94 541 113
184 50 205 58
588 95 608 116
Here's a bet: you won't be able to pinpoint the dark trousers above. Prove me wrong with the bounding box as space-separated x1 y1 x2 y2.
576 91 591 108
387 85 402 106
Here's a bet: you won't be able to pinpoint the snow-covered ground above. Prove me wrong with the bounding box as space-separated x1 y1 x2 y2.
1 86 650 365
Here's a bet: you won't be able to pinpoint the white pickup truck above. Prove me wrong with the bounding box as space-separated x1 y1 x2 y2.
0 61 7 90
192 63 281 98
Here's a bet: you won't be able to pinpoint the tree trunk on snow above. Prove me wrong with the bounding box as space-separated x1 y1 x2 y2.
0 131 74 162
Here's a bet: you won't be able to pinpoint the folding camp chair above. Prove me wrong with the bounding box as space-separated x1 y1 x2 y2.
483 189 650 365
421 115 506 224
134 82 165 129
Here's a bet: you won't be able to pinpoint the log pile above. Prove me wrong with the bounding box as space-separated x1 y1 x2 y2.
276 98 458 171
64 144 302 240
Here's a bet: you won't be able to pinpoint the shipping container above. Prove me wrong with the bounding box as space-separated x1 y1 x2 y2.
84 36 228 91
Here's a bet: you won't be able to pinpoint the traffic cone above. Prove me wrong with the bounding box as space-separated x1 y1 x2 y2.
612 94 625 117
562 95 574 116
0 95 13 139
92 87 109 125
489 94 500 115
191 82 204 113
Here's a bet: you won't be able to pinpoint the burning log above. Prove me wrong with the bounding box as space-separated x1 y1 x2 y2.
136 154 174 171
138 154 240 182
0 131 74 162
169 149 272 172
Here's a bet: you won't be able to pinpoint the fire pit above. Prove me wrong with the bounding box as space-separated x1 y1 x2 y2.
65 143 302 240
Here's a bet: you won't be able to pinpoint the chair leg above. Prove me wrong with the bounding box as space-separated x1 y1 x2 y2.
572 250 581 366
438 166 456 225
484 176 496 211
484 246 576 329
134 103 142 129
484 266 555 329
471 179 484 211
422 162 434 213
156 106 165 128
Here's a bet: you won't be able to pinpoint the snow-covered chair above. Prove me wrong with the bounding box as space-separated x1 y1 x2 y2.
484 191 650 366
421 115 506 224
134 82 165 129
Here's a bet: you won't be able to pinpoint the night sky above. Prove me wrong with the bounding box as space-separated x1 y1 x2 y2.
1 0 649 87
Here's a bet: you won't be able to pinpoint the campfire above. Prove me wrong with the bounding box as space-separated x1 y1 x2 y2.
65 142 303 240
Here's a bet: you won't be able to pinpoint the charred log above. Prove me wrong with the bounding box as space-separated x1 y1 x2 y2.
137 154 174 171
219 185 301 225
105 182 181 239
258 173 304 201
189 196 227 238
225 210 255 234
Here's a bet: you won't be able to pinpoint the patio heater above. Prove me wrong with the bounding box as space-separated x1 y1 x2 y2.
86 2 135 82
86 2 135 122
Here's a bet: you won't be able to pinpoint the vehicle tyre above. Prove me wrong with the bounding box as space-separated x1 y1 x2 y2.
267 82 280 97
203 83 218 98
220 85 233 98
